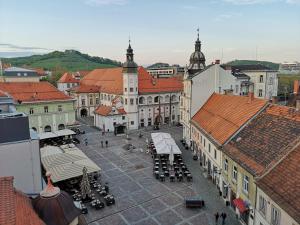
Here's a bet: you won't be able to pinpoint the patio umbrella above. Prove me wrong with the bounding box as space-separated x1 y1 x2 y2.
169 145 174 166
80 167 91 200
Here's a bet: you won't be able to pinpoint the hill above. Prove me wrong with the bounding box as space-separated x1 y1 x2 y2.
1 50 122 71
226 60 279 70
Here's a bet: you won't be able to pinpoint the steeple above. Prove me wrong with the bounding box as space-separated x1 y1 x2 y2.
187 28 206 75
123 39 138 73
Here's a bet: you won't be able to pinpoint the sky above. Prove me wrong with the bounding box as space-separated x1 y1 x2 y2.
0 0 300 66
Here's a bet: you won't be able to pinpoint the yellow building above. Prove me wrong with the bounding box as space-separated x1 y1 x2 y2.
222 104 300 225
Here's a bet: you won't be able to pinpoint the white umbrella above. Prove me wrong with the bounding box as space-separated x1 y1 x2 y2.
169 145 174 166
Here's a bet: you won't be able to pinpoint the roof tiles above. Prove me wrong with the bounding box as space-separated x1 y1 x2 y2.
58 72 79 83
191 93 267 145
0 82 72 103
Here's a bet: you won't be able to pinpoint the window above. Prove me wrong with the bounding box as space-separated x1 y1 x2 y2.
243 175 249 193
96 97 99 105
81 99 86 106
130 98 134 105
259 89 263 97
214 149 217 159
130 87 133 92
235 85 239 93
122 116 125 120
259 195 267 216
139 97 145 104
67 83 70 88
200 135 202 144
44 106 48 113
125 88 127 92
58 105 62 112
204 139 206 147
17 73 21 76
224 159 228 172
125 98 127 105
136 98 138 105
90 98 93 105
29 108 34 114
208 144 211 153
271 206 281 225
232 166 238 182
130 121 134 125
100 94 103 100
269 77 274 85
24 73 27 76
259 75 264 83
154 96 159 103
147 96 152 104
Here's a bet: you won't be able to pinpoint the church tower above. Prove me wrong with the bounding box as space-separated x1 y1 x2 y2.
123 41 139 130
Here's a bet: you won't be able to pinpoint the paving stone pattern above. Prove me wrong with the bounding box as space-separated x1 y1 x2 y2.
77 124 240 225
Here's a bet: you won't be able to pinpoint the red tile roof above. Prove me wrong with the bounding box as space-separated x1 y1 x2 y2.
58 72 79 83
71 84 101 93
256 144 300 224
191 93 267 145
0 177 45 225
79 66 183 94
0 90 8 97
0 82 72 103
224 104 300 176
94 105 126 116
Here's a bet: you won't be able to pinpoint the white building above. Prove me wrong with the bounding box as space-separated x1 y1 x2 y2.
180 35 252 147
70 43 182 134
57 72 80 94
0 92 43 195
231 65 278 100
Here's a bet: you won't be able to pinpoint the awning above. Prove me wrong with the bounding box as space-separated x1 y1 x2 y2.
233 198 248 213
40 145 101 183
151 132 181 155
38 129 75 140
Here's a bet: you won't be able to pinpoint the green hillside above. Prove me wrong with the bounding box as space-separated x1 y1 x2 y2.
226 60 279 70
2 50 122 71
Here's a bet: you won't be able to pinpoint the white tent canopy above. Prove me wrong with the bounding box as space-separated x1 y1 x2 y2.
151 132 181 155
38 129 75 140
41 145 101 183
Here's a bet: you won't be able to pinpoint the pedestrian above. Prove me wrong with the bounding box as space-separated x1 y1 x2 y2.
221 212 227 225
101 140 103 148
85 138 88 146
105 140 108 147
215 212 219 225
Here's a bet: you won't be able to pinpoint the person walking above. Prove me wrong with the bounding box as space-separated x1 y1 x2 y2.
221 212 227 225
85 138 88 146
101 140 103 148
105 140 108 147
214 212 219 225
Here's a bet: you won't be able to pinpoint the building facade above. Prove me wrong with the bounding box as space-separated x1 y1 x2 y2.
0 94 43 195
69 43 182 133
0 82 76 133
57 72 80 93
0 66 40 82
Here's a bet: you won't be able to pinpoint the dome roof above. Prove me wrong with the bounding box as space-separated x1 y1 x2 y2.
123 42 138 73
32 173 81 225
187 35 206 75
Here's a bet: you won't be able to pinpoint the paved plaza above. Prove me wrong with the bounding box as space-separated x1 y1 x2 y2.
77 124 240 225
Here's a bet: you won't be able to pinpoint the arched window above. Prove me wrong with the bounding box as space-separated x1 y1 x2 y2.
147 96 153 104
171 95 177 102
44 125 51 132
165 95 169 102
139 97 145 104
160 96 163 103
58 124 65 130
154 96 159 103
32 127 37 132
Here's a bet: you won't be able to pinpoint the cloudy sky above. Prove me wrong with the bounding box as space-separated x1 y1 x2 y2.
0 0 299 65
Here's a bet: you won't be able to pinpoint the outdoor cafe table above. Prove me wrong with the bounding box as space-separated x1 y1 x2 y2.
154 166 159 170
170 174 175 182
154 171 160 179
184 171 189 176
155 162 160 166
162 166 167 171
180 162 184 167
160 174 165 182
164 170 169 177
178 174 183 181
187 174 193 181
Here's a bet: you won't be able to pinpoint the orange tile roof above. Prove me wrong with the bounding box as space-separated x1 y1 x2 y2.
224 104 300 176
257 145 300 224
58 72 79 83
79 67 183 95
0 82 72 103
0 90 8 97
94 105 126 116
0 177 45 225
191 93 267 145
71 84 101 93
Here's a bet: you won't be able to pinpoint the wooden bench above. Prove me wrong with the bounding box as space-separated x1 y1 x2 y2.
185 197 204 208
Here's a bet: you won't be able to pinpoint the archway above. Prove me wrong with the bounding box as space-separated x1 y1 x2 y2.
58 124 65 130
44 125 51 132
80 108 88 117
154 115 163 125
32 127 37 132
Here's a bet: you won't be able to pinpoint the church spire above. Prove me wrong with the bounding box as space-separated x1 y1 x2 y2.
195 28 201 52
123 38 138 73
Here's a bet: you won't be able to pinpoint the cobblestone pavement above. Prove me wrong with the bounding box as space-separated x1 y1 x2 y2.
76 124 240 225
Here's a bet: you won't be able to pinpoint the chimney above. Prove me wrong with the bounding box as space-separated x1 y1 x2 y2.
248 92 254 103
215 59 220 64
293 80 300 95
296 100 300 110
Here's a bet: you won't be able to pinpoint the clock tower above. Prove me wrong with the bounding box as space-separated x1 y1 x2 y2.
122 41 139 130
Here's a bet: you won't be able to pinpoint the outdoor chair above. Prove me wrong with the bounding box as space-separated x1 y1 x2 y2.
160 174 165 182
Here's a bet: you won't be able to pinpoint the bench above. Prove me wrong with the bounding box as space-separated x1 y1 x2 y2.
185 197 205 208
